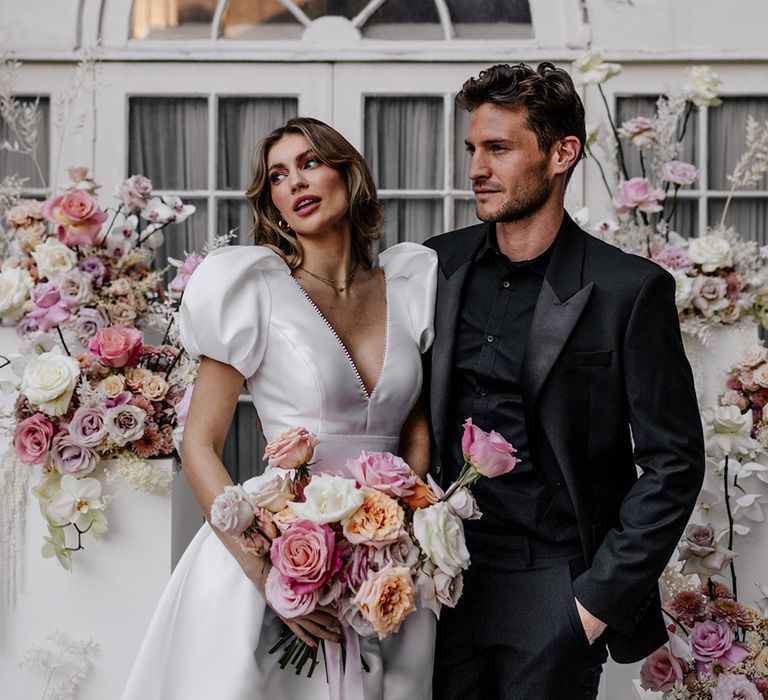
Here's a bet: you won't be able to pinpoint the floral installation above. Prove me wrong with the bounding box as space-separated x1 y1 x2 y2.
0 165 222 570
209 419 518 681
19 629 99 700
575 51 768 339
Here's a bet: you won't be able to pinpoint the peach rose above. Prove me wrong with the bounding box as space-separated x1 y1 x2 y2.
273 506 300 533
125 367 151 390
342 487 404 548
263 427 319 470
99 374 126 399
401 475 438 510
737 346 768 369
140 373 169 401
353 565 416 639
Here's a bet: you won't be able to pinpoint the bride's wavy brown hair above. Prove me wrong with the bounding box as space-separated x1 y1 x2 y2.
246 117 383 270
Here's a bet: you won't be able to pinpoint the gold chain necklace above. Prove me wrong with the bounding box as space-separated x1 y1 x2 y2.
297 261 358 292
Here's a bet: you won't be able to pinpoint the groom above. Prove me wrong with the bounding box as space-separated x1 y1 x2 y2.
424 63 705 699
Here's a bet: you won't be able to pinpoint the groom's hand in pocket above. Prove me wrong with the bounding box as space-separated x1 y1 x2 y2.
575 598 607 645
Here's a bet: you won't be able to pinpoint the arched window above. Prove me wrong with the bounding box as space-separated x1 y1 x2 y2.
130 0 533 42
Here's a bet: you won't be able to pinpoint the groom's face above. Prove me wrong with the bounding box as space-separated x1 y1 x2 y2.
465 103 555 223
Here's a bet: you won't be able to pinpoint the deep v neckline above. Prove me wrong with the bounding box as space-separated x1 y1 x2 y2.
289 271 389 401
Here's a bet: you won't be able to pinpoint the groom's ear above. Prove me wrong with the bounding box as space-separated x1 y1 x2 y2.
551 136 581 176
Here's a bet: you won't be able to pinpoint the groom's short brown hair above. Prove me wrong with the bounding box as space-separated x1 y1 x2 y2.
457 62 586 175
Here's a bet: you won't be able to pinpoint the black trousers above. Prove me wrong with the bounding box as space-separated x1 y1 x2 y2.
433 542 608 700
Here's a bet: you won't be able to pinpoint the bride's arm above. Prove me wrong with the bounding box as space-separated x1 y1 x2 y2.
398 391 430 479
181 356 341 647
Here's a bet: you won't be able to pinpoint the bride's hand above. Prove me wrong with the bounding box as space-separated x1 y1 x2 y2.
241 558 342 647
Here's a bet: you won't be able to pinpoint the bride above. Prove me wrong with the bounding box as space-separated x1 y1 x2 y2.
121 117 438 699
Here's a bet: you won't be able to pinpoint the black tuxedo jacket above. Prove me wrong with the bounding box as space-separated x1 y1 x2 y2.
423 215 705 663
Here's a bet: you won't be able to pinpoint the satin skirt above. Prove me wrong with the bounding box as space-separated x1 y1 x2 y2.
121 522 435 700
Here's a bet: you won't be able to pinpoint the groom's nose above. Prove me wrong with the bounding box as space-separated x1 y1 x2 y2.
468 152 491 183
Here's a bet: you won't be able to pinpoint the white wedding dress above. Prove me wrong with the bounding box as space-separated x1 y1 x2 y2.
121 242 438 700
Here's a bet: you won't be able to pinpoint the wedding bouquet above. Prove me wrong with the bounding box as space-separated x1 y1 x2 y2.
576 52 768 339
0 168 201 569
210 418 519 677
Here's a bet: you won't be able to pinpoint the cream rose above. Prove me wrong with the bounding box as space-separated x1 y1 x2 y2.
753 364 768 389
343 488 405 548
288 474 364 525
684 66 722 107
413 502 470 577
242 471 295 513
31 238 78 281
670 269 695 311
737 346 768 370
687 235 732 272
21 350 81 416
140 373 169 401
0 266 34 320
98 374 126 398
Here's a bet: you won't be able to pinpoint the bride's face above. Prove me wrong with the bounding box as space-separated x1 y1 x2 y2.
267 133 350 238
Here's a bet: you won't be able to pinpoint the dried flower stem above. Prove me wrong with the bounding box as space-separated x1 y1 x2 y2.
723 455 738 599
598 83 630 181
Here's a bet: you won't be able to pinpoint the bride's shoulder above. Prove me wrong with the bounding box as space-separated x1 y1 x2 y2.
378 242 437 281
193 244 288 280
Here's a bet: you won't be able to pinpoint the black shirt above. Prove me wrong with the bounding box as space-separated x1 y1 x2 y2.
446 226 578 549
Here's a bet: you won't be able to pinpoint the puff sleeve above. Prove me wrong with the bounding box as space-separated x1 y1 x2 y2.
379 242 438 353
179 246 281 379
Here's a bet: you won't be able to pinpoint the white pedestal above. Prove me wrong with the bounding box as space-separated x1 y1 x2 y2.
0 327 203 698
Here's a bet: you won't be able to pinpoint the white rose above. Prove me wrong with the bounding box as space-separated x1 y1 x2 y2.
684 66 722 107
704 405 759 458
687 235 732 272
670 269 695 311
737 346 768 370
31 238 78 280
413 502 470 577
288 474 364 525
210 485 254 536
21 350 80 416
242 470 295 513
0 266 34 319
574 50 622 85
434 569 464 608
105 404 147 446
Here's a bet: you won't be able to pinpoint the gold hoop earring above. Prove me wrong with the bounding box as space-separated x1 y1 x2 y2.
277 218 291 232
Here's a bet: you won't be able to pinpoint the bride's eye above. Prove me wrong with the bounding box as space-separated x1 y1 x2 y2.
269 171 286 184
303 157 320 169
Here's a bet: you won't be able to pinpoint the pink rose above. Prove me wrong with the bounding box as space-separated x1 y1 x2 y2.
341 542 370 592
210 485 255 536
692 277 730 318
639 645 686 692
461 418 519 478
617 116 656 149
175 384 194 426
346 450 417 498
271 519 342 594
353 564 416 639
88 326 143 367
662 160 700 186
690 621 749 674
652 244 693 272
168 251 204 293
712 674 762 700
50 432 99 478
43 190 108 247
612 177 666 214
32 282 63 309
68 405 108 448
263 427 319 470
13 413 55 465
264 567 318 619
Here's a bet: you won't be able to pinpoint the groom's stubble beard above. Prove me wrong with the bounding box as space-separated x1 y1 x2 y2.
475 158 554 224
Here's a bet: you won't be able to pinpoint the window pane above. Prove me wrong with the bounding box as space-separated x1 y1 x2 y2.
0 97 50 188
665 197 698 238
155 199 208 285
222 0 304 39
362 0 442 39
131 0 217 39
129 98 208 190
379 199 442 249
217 199 255 246
303 0 370 20
708 98 768 190
453 105 472 189
708 198 768 246
454 199 480 229
217 98 297 191
222 401 266 481
446 0 533 39
365 97 444 190
616 96 698 188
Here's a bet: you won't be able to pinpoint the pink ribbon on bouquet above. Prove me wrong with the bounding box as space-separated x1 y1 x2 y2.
325 622 365 700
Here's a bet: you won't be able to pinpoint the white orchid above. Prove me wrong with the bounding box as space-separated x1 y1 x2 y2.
732 493 766 522
47 475 108 533
755 582 768 616
141 195 195 225
574 51 622 85
734 460 768 485
590 218 619 236
571 207 590 228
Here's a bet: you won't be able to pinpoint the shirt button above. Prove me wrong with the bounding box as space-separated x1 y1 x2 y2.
479 388 489 397
502 280 510 289
486 335 495 343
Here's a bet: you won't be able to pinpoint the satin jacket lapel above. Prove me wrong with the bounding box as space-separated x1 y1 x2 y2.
429 224 489 455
